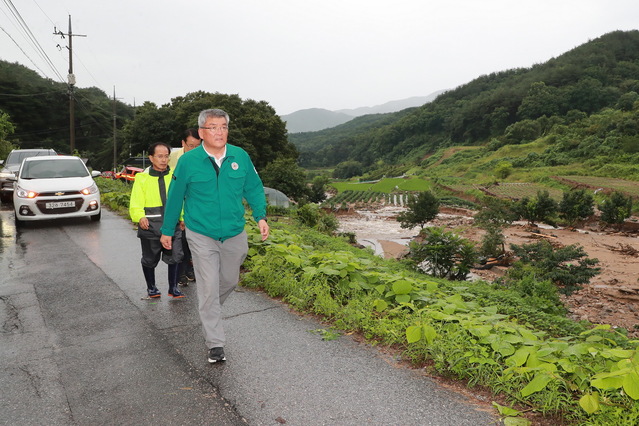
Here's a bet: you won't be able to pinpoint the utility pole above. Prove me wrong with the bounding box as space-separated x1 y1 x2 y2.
112 86 121 172
54 16 86 155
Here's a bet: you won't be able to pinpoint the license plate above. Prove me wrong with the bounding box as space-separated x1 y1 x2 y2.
46 201 75 209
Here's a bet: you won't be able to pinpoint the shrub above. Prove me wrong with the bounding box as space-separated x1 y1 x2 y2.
559 188 594 226
294 204 339 235
508 240 600 295
599 191 633 228
406 226 477 280
396 191 440 229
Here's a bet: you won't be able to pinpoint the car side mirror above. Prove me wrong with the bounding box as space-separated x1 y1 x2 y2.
91 170 102 178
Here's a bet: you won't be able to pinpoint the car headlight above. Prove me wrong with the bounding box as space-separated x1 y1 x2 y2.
15 186 38 198
0 172 15 179
81 183 99 195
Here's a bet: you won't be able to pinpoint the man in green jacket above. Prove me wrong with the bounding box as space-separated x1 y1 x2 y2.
160 108 269 364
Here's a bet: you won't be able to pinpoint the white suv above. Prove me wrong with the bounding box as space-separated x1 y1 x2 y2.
13 155 101 225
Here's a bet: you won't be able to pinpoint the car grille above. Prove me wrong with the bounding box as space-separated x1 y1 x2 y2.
38 190 83 196
35 197 84 214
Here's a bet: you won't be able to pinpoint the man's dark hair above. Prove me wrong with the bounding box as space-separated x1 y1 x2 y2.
148 142 172 155
184 128 201 140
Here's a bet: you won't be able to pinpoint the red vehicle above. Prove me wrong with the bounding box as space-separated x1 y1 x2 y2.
102 166 143 182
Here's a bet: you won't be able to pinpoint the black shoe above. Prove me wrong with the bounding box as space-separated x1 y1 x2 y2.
168 287 185 298
186 271 196 282
147 287 161 298
178 275 189 287
208 347 226 363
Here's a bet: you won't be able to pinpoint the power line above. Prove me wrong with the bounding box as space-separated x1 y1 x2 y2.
0 0 64 82
0 24 49 77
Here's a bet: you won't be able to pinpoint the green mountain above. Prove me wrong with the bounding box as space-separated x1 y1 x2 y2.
291 30 639 178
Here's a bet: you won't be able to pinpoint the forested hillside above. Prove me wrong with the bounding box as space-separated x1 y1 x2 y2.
292 30 639 174
0 61 134 161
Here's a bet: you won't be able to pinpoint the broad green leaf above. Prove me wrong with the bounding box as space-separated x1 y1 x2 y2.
445 293 468 309
579 392 600 414
602 348 635 359
406 325 422 343
318 266 340 275
443 304 457 314
492 402 521 417
537 362 557 373
425 281 438 292
468 325 492 338
518 328 538 342
502 334 524 344
374 284 386 295
392 279 413 295
428 311 458 321
536 347 556 358
526 351 540 368
422 325 437 344
558 359 576 373
492 341 516 357
504 417 531 426
581 324 611 335
469 356 498 365
395 294 411 304
284 255 303 267
507 348 531 367
623 372 639 400
591 375 624 390
483 305 499 315
521 372 553 397
373 299 388 312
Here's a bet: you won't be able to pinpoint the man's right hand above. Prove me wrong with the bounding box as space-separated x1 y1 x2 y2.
160 234 172 250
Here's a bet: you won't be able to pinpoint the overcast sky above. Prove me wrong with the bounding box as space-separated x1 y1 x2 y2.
1 0 638 115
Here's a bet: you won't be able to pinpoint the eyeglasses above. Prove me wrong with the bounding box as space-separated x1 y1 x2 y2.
200 126 228 133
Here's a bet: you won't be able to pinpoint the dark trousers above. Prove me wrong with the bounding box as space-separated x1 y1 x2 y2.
140 234 183 268
179 229 194 276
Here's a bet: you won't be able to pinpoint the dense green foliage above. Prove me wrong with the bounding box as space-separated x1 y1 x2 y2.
120 91 297 171
0 61 135 164
0 110 16 159
260 157 308 201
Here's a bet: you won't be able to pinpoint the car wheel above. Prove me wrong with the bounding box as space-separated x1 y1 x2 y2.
0 194 10 204
14 214 24 227
90 211 102 222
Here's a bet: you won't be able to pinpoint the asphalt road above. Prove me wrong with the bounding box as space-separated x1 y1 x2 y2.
0 203 498 426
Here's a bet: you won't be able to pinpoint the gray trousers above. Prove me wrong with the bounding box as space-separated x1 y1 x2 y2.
186 228 248 349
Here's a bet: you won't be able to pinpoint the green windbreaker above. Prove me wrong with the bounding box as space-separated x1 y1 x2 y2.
160 144 267 241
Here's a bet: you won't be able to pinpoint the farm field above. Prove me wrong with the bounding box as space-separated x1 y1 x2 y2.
479 182 564 201
331 177 431 193
555 175 639 197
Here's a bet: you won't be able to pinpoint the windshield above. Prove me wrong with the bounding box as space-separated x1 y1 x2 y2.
21 159 89 179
